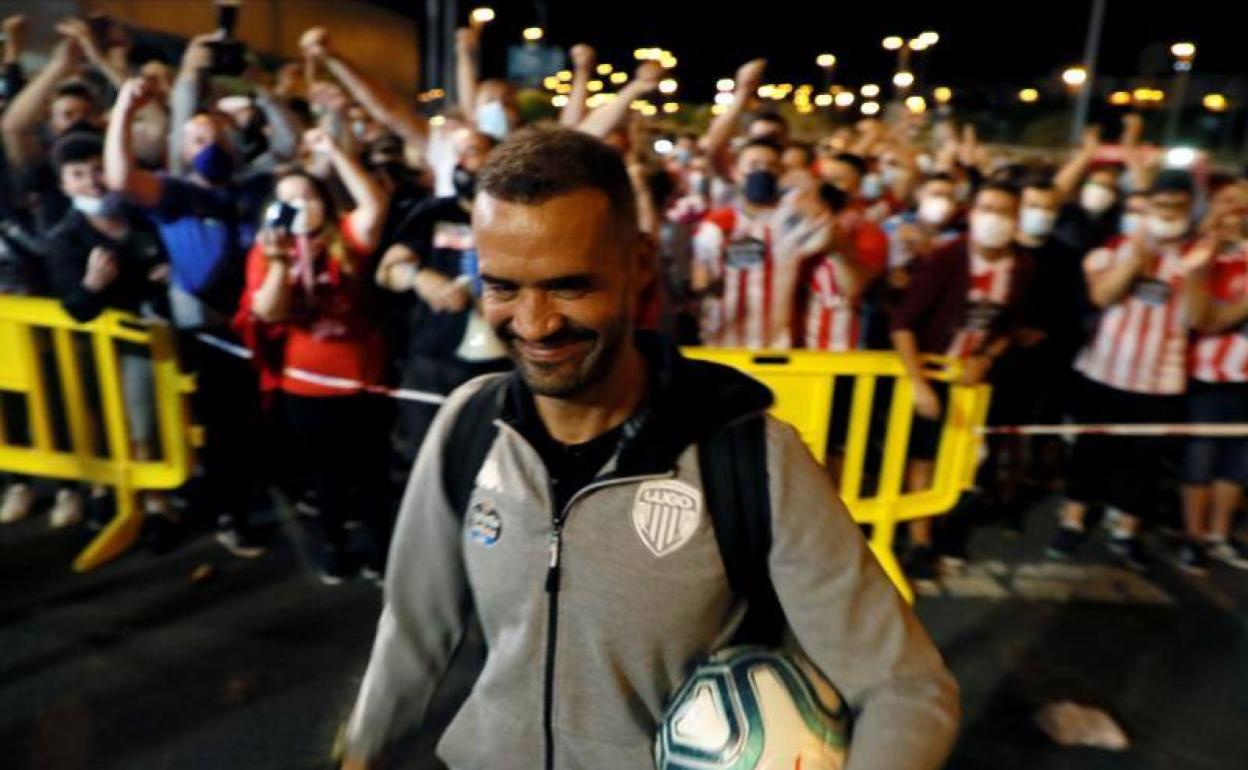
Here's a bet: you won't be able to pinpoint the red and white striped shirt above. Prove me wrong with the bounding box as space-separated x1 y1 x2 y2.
946 250 1015 359
803 255 860 352
1189 243 1248 383
694 195 833 349
1074 236 1191 395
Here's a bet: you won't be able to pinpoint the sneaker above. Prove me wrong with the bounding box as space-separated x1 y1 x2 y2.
903 544 940 584
1108 536 1152 572
49 489 84 529
216 528 267 559
319 549 355 586
1207 539 1248 571
1046 526 1087 561
1175 541 1210 577
0 483 36 524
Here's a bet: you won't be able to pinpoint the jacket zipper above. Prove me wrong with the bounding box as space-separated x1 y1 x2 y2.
539 472 671 770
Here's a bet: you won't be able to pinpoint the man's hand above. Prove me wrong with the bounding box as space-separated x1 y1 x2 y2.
912 378 942 420
260 228 292 264
896 222 931 255
1122 113 1143 146
308 82 349 116
300 26 334 60
147 263 171 285
2 15 27 62
570 44 596 73
433 280 473 313
114 77 154 118
55 18 105 63
1080 124 1101 155
179 32 219 76
961 355 992 386
303 127 338 157
735 58 766 96
82 247 119 293
631 61 663 93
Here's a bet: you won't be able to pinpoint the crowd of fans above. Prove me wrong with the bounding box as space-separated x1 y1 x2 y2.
1 12 1247 586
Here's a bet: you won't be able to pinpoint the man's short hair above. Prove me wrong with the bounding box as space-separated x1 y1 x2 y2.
51 132 104 174
976 179 1021 202
922 172 955 185
477 125 637 232
741 136 784 157
54 81 97 107
1151 169 1195 197
1020 175 1056 193
751 112 788 131
831 152 868 178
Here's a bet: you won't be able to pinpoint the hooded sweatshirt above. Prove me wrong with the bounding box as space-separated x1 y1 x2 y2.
345 332 959 770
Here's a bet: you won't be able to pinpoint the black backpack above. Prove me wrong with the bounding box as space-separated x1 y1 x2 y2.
441 376 785 647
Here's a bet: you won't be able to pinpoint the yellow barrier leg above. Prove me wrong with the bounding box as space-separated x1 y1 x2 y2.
73 484 142 572
868 517 915 604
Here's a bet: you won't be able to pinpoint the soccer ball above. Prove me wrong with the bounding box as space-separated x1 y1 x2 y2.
655 646 850 770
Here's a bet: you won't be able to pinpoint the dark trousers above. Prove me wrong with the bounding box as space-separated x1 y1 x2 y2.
1065 375 1182 519
179 330 263 531
282 393 392 565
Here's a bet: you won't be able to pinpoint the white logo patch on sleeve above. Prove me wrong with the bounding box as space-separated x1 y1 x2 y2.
632 480 703 558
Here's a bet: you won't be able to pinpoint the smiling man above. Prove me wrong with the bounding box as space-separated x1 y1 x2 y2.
341 126 958 770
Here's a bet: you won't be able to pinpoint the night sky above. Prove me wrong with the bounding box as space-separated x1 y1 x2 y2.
382 0 1244 101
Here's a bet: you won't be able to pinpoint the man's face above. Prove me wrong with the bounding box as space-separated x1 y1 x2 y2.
1148 191 1192 229
1124 193 1149 216
733 145 781 185
51 95 94 136
275 175 328 233
181 115 225 164
781 147 810 173
748 119 785 143
476 189 648 399
821 160 861 195
1021 187 1059 213
974 188 1018 219
453 129 494 173
60 157 106 199
920 179 955 206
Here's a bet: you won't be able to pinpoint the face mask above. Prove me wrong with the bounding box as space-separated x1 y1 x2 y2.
191 142 235 186
743 170 779 206
476 100 510 140
673 148 693 165
453 165 477 201
59 118 98 138
688 171 708 196
1019 207 1057 239
860 173 884 201
881 165 906 187
918 196 954 227
1080 182 1116 215
352 120 368 141
971 211 1015 249
1120 212 1142 236
1146 214 1188 242
72 192 125 219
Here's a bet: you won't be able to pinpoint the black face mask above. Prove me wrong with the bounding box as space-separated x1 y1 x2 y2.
453 165 477 202
743 170 779 205
58 118 100 139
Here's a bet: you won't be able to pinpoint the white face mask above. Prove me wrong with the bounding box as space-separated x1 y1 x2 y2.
971 210 1015 249
72 193 123 219
476 100 510 140
1145 214 1188 242
1120 212 1142 236
1019 207 1057 239
859 173 884 200
1080 182 1116 215
918 196 954 227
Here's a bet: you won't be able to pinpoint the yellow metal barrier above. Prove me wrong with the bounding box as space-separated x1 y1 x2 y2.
684 348 992 603
0 297 196 571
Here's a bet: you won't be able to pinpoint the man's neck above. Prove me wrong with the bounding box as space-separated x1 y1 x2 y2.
1015 233 1044 249
974 242 1012 262
534 340 648 446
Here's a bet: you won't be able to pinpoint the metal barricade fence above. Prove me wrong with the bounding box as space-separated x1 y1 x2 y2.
0 297 197 571
684 348 992 602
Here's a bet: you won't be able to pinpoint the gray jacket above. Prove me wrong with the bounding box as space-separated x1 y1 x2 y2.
345 335 959 769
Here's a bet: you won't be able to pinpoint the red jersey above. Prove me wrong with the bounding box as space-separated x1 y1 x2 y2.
1189 243 1248 383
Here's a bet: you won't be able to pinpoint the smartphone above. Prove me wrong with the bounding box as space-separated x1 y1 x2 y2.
265 201 298 232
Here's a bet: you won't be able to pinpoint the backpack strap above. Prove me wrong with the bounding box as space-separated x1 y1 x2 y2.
442 375 510 517
699 414 786 647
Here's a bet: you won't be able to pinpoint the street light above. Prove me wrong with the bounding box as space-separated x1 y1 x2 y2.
716 78 735 92
919 31 940 46
1203 93 1228 112
816 53 836 68
861 83 881 98
1062 67 1088 87
714 92 735 106
470 7 495 24
1108 90 1132 106
905 95 927 113
1166 42 1196 142
933 86 952 104
556 70 573 82
834 91 855 107
882 36 904 51
610 72 628 85
587 80 604 92
551 94 569 107
1019 88 1040 103
659 78 678 95
663 102 680 114
596 63 613 75
1170 42 1196 63
893 71 915 89
814 93 833 107
522 26 543 42
908 38 929 52
862 101 881 115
